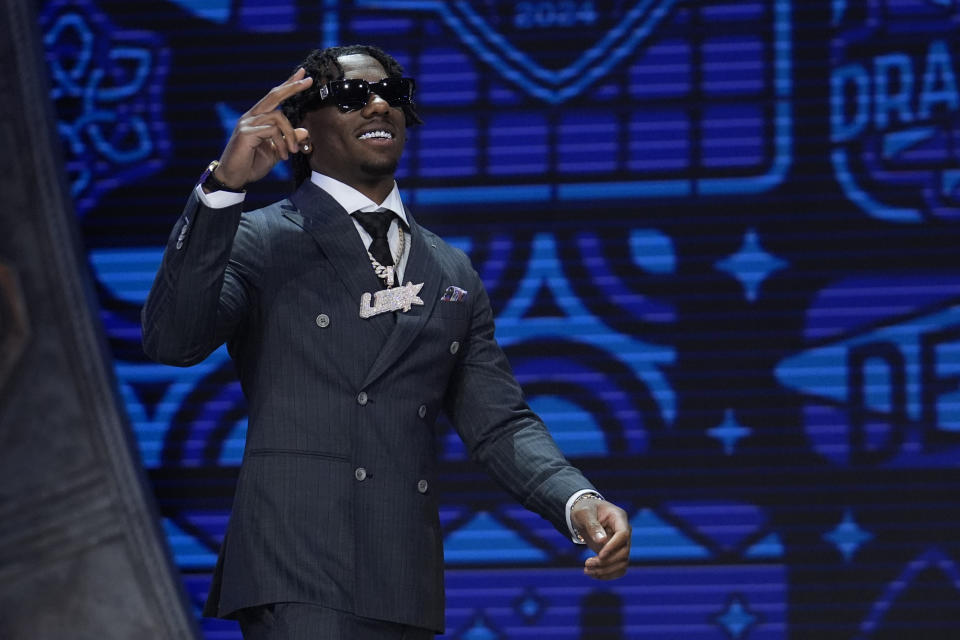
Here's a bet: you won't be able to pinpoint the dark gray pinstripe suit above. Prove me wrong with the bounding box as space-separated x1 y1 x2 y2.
142 180 595 633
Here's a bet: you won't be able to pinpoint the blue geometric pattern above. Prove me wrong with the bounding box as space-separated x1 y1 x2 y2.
456 614 503 640
714 229 787 303
745 534 785 560
830 0 960 222
352 0 793 206
713 596 759 639
496 232 676 427
823 509 873 563
356 0 682 104
166 0 298 31
42 0 960 637
627 508 711 561
41 0 170 217
857 547 960 635
444 512 548 564
775 275 960 469
513 588 546 623
707 409 753 455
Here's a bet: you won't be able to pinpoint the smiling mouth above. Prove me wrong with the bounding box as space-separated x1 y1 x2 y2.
358 130 393 141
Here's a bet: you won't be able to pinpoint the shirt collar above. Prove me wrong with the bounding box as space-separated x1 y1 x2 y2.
310 171 408 227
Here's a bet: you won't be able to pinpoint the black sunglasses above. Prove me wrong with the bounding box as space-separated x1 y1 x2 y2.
318 77 416 112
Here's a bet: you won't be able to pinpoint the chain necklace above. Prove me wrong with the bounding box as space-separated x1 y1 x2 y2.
367 226 405 288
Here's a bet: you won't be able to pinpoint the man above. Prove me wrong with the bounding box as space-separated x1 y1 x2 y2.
142 44 631 639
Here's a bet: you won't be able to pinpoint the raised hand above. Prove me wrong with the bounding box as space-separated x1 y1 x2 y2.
211 68 314 190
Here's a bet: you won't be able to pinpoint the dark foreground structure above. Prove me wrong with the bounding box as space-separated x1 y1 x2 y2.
0 2 197 637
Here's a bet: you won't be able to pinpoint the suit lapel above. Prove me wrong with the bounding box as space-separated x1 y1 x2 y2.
284 181 393 340
361 209 443 390
284 181 442 386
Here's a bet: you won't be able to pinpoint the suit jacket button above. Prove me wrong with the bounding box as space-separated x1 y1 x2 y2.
316 313 330 328
417 479 428 494
449 341 460 355
357 391 368 406
418 404 427 418
355 467 367 482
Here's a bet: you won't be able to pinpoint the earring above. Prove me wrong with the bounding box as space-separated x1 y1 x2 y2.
302 143 311 152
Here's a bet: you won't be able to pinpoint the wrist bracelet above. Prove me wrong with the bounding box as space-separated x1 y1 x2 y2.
200 160 245 193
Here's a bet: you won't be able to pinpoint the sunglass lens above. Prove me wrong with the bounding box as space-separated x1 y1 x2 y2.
328 77 415 111
373 78 413 106
334 79 371 111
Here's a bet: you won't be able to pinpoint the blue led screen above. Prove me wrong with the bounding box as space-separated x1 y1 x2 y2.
41 0 960 638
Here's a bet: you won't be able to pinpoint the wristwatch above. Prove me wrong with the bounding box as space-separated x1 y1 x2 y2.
199 160 245 193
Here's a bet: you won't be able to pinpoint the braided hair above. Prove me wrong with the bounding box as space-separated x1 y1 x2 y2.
282 45 423 187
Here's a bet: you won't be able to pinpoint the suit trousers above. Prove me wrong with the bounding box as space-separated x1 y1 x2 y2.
237 603 435 640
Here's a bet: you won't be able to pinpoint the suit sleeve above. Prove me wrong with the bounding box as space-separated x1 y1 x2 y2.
141 191 261 366
443 274 596 538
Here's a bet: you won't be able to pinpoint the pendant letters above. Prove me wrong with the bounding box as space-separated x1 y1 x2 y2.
359 281 425 318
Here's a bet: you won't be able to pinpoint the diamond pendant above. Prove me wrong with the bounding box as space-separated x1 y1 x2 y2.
359 281 425 318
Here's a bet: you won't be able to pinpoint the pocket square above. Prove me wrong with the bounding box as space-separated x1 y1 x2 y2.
441 285 468 302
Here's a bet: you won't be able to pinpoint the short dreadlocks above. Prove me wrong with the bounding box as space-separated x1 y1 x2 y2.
281 45 423 187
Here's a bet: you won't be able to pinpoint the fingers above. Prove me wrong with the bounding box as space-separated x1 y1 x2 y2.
597 501 631 538
583 520 608 553
596 526 630 563
249 67 314 115
584 529 630 580
572 500 616 553
284 66 307 84
293 127 310 146
578 501 631 580
584 560 626 581
213 69 314 188
240 69 312 156
571 498 603 551
237 111 301 159
273 111 299 155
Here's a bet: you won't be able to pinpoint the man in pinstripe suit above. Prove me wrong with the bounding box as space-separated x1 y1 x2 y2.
142 45 631 639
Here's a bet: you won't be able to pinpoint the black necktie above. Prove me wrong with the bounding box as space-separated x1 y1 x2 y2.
352 210 395 266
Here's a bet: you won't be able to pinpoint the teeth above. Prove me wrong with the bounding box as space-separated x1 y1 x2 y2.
358 130 392 140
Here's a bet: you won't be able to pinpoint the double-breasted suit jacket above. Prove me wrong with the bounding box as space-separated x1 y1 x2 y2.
142 179 595 633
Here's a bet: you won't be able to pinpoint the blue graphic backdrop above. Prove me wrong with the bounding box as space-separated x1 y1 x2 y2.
40 0 960 638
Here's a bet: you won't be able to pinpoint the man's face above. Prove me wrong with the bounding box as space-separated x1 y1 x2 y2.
302 54 407 188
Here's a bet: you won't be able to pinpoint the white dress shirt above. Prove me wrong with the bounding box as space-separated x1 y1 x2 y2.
195 171 410 281
309 172 410 283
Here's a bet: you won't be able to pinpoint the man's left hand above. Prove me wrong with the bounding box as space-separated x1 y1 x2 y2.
571 498 631 580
